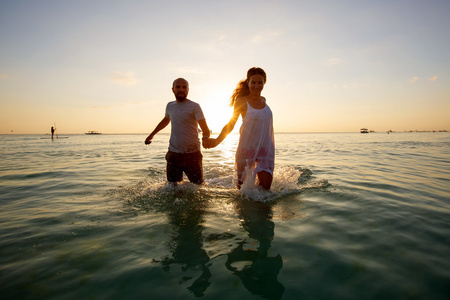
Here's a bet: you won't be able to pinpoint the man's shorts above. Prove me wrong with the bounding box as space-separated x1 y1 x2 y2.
165 151 203 184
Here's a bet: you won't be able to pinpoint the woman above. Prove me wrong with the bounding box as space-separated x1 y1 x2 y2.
205 67 275 190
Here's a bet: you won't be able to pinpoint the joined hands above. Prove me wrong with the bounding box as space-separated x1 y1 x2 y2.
202 138 219 149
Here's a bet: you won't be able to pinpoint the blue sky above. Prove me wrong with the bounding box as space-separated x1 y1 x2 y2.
1 0 449 133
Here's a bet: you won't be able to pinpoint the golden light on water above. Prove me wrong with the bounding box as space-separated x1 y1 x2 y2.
214 133 240 166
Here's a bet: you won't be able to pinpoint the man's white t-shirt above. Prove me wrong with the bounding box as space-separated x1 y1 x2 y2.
165 99 205 153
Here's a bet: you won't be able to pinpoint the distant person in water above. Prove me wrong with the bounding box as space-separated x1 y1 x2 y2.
204 67 275 190
51 126 55 139
145 78 211 184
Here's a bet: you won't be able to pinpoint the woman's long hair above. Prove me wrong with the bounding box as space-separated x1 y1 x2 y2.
229 67 267 107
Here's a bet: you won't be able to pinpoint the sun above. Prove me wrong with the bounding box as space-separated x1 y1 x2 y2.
200 88 240 135
202 102 232 134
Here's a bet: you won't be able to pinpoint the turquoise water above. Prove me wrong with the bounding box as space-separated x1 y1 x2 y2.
1 132 449 299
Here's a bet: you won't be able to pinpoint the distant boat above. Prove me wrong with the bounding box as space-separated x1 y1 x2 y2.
360 128 369 133
85 131 102 135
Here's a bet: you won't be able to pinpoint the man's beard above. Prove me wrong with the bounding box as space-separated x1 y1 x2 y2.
175 92 187 102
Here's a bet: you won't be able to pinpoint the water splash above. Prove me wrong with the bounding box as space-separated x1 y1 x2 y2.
116 165 327 209
238 166 307 202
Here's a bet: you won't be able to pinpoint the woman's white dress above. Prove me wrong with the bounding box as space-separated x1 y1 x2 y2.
235 102 275 181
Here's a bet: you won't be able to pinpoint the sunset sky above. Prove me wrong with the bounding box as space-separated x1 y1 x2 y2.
1 0 449 134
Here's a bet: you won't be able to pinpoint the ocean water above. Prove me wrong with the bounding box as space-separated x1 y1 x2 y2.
0 132 449 299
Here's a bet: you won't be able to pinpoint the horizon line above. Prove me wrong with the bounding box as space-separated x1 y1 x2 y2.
2 130 448 135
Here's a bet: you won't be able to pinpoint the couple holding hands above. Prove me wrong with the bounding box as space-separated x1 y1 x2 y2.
145 67 274 190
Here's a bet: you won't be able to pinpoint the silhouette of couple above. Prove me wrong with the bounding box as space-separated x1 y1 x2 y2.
145 67 274 190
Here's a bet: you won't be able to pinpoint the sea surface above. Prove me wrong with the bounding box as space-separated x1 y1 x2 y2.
1 132 449 299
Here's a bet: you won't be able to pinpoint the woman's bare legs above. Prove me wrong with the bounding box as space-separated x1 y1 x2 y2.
257 171 273 190
236 171 273 190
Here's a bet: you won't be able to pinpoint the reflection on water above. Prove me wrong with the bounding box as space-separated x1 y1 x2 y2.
151 185 284 299
162 198 212 297
226 200 284 299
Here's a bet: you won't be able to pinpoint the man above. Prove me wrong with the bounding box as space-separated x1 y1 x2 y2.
145 78 210 184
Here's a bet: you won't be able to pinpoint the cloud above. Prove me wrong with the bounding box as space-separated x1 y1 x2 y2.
92 105 117 109
429 75 438 82
324 58 344 66
332 83 354 89
112 71 138 86
171 67 206 75
0 73 9 79
250 31 282 43
92 101 144 110
410 76 419 83
251 35 262 43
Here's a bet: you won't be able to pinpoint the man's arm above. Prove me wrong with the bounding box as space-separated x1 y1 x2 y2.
198 119 211 139
145 116 170 145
